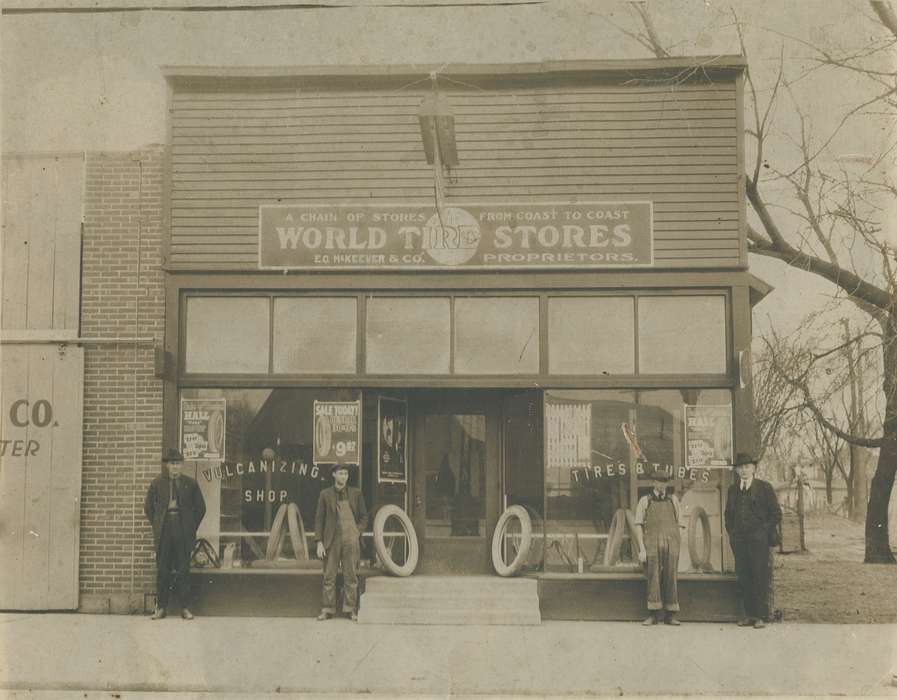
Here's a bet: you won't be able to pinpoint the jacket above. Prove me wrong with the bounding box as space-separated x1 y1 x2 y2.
144 473 207 555
314 485 368 550
724 477 782 545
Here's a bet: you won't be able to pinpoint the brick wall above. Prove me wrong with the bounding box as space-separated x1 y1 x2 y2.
80 147 165 613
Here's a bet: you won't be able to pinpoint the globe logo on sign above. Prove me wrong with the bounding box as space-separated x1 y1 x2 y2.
421 207 481 266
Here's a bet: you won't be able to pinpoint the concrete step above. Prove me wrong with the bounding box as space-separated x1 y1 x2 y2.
358 575 542 625
357 606 542 626
363 575 537 595
360 592 540 610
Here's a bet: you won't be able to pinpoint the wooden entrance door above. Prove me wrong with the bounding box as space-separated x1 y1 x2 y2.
410 391 500 574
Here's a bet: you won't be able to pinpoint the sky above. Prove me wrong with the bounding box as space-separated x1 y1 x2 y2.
2 0 892 343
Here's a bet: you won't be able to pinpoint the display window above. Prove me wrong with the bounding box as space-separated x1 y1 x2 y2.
180 387 370 570
544 389 731 574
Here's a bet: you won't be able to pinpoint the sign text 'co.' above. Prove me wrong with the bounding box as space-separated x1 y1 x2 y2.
1 398 57 457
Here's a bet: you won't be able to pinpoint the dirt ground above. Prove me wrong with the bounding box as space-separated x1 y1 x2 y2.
773 513 897 623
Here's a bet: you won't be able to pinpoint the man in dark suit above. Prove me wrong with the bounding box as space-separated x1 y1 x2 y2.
314 464 367 621
724 452 782 629
144 448 206 620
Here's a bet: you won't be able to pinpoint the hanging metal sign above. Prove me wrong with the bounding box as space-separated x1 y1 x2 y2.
259 202 653 270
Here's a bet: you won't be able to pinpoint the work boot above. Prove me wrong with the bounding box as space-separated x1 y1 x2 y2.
150 607 166 620
181 608 194 620
665 612 681 626
348 611 358 622
642 612 659 626
317 611 333 621
753 619 766 629
737 617 754 627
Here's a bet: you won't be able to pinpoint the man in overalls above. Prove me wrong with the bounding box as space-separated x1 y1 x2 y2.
634 468 685 625
314 464 368 621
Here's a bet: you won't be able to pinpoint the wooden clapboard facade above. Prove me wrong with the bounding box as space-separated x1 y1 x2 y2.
0 154 85 610
165 59 746 271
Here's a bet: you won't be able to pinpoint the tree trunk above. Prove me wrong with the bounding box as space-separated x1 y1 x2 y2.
865 434 896 562
864 314 897 564
825 470 833 505
851 445 869 523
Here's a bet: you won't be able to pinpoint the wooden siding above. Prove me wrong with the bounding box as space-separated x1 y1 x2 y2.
2 155 83 331
169 83 742 270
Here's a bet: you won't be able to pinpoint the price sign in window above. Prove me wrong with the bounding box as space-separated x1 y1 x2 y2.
313 400 362 466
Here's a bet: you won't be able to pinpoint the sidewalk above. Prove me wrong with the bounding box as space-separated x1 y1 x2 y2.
2 613 896 696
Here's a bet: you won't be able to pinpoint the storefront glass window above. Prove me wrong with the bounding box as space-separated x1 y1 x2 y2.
454 297 539 374
543 388 731 574
548 296 635 375
184 297 270 374
273 297 357 374
181 387 368 570
637 295 727 374
366 297 451 374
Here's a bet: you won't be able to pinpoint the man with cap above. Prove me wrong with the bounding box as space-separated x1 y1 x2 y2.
634 468 686 625
144 448 206 620
314 464 368 621
724 452 782 629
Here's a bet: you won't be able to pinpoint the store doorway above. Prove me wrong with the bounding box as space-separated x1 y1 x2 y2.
410 390 501 574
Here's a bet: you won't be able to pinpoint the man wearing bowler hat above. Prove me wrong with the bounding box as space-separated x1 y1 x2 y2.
315 463 368 621
724 452 782 629
634 467 686 625
144 448 206 620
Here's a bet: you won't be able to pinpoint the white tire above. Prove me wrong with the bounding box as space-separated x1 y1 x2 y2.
491 505 533 577
688 506 713 570
373 504 419 577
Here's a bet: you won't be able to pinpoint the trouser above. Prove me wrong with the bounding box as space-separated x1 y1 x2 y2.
731 534 771 620
157 513 191 609
322 537 360 613
645 534 681 611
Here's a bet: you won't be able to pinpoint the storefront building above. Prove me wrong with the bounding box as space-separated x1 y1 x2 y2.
0 50 767 618
152 58 769 619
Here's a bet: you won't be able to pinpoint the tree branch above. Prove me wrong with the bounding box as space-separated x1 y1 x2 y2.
745 180 892 310
628 1 670 58
871 0 897 39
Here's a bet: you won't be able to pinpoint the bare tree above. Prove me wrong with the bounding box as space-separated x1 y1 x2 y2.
621 0 897 562
752 332 805 462
807 410 847 509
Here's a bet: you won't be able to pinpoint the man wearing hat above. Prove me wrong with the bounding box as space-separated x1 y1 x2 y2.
724 452 782 629
144 448 206 620
634 468 686 625
314 464 368 621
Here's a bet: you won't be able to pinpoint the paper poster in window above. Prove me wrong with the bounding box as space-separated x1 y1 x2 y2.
377 397 408 483
180 398 226 462
684 404 733 467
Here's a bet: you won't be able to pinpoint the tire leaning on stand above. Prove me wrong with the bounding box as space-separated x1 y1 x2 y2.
603 508 639 566
372 504 419 577
491 505 533 577
265 502 289 560
687 505 713 571
603 508 626 566
287 502 309 560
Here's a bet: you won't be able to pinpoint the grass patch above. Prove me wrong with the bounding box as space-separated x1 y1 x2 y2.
772 513 897 623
